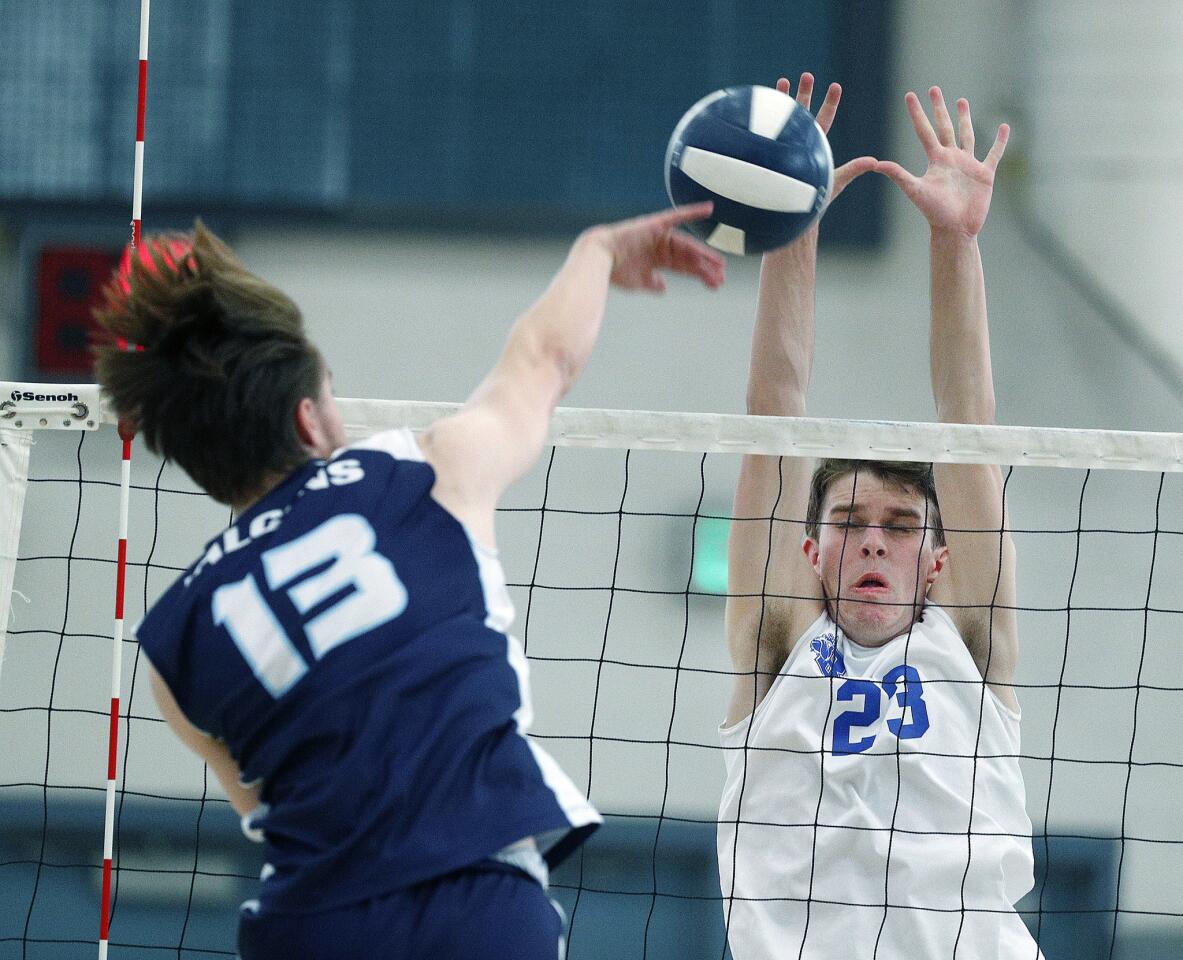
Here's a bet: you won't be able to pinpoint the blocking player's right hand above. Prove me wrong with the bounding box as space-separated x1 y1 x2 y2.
875 87 1009 238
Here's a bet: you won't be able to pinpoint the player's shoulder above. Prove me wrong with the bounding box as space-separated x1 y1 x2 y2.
919 602 959 637
791 607 837 651
318 431 436 497
133 547 209 683
783 607 842 676
345 429 426 463
912 604 976 662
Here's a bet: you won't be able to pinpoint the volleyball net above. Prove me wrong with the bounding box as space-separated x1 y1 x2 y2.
2 392 1182 959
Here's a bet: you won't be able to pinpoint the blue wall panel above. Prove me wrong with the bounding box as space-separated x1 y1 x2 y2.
0 2 889 240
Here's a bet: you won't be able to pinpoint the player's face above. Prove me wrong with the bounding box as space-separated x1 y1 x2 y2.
806 472 947 647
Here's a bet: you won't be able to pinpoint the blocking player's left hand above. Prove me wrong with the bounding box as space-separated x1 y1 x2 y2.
876 87 1009 238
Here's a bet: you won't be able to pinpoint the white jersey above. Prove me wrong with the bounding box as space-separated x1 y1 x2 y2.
718 605 1042 960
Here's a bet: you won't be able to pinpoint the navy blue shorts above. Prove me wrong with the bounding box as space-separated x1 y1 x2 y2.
237 861 562 960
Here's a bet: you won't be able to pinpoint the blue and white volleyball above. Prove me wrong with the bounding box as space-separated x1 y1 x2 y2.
665 85 834 255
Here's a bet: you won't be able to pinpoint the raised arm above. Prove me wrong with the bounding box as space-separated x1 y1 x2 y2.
422 204 725 547
876 88 1019 709
724 75 875 726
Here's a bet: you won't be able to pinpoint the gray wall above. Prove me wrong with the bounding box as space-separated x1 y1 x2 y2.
1027 0 1183 376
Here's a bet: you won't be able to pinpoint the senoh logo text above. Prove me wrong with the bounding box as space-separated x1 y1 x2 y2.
10 391 80 402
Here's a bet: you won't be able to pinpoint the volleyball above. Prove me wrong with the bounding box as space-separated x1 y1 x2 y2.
664 85 834 255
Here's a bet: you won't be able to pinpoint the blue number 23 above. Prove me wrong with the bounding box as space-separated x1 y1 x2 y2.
831 665 930 756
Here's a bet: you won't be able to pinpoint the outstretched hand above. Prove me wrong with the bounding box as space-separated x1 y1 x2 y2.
876 87 1009 237
593 202 726 293
776 73 877 205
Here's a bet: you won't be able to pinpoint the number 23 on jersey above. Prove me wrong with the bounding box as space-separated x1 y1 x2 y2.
832 665 931 756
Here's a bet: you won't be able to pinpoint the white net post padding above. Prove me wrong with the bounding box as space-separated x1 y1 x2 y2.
0 428 33 677
0 381 103 685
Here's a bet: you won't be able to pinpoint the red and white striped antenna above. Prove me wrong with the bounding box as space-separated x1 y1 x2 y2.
100 0 151 955
131 0 151 250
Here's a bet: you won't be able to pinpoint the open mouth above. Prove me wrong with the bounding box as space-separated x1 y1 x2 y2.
851 573 889 592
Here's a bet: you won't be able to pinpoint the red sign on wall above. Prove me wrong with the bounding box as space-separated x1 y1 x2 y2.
35 246 121 374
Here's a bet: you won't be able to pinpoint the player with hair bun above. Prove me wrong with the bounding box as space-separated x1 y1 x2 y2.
94 205 725 959
718 76 1041 959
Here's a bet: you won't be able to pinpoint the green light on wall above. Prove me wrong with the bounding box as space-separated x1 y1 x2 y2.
692 516 730 595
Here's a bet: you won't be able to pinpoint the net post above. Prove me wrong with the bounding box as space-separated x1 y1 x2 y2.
0 428 33 681
0 388 106 949
0 383 102 709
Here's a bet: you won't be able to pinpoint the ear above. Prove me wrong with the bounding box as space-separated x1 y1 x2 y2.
802 536 822 578
293 396 321 452
925 544 950 588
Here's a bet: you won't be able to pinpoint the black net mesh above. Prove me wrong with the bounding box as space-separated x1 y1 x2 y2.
2 426 1182 958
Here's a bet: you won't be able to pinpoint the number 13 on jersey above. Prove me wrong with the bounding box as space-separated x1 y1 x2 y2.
832 665 930 756
212 514 408 698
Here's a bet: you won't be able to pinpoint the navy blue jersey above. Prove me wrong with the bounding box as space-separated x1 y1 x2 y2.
135 430 600 914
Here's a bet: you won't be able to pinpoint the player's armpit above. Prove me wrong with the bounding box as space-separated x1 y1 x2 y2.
724 599 796 727
724 452 824 725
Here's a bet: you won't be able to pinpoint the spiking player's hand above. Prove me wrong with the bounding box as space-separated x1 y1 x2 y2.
592 202 726 293
876 87 1009 238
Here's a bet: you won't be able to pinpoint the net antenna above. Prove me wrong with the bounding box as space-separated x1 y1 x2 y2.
99 0 153 955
